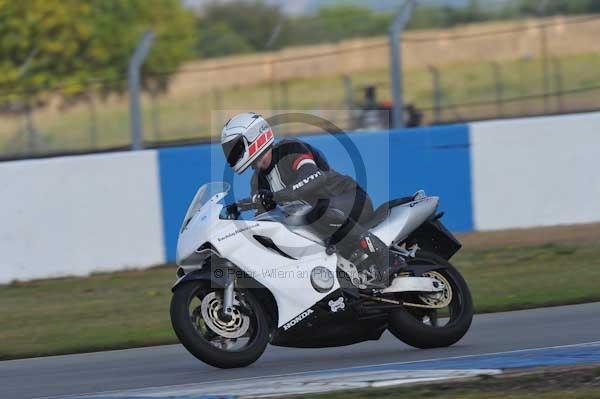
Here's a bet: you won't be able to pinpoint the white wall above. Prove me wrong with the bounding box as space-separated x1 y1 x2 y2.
3 111 600 283
470 112 600 231
0 151 165 283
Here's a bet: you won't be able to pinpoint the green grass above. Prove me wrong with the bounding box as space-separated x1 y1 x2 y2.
2 52 600 155
301 389 600 399
459 243 600 312
1 242 600 360
288 365 600 399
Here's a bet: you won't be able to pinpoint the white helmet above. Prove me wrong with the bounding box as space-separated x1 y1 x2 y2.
221 112 274 174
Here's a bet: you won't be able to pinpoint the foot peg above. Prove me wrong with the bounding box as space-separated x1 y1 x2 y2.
357 265 388 289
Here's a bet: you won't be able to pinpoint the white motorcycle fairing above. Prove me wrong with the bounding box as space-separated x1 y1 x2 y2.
177 185 339 328
175 182 440 329
371 196 439 246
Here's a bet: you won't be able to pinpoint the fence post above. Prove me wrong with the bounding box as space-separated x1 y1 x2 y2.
537 0 550 113
342 75 355 129
270 81 277 111
342 75 353 109
428 66 442 124
24 102 37 153
551 58 564 113
128 31 155 151
540 26 550 113
280 80 289 110
150 92 160 142
18 52 40 154
389 0 416 129
518 57 530 97
213 89 224 129
265 18 284 49
88 95 98 148
490 62 504 117
279 80 290 134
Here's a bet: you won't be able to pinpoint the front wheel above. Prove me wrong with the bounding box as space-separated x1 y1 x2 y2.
170 281 270 368
388 251 473 348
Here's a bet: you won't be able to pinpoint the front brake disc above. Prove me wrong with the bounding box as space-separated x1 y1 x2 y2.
200 292 250 339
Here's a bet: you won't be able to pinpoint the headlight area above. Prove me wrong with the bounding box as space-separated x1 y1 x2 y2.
310 266 334 293
176 243 220 278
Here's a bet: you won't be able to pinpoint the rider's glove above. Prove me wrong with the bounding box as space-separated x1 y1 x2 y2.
252 189 276 211
225 203 240 220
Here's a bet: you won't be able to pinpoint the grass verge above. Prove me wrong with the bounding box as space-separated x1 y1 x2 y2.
283 365 600 399
1 241 600 360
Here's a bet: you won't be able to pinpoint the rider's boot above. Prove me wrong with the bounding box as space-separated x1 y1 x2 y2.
313 209 392 289
332 220 391 289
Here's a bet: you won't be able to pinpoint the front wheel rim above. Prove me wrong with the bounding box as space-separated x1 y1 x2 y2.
187 287 259 352
200 291 250 339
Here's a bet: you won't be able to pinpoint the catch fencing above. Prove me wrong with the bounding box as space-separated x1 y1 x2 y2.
2 16 600 159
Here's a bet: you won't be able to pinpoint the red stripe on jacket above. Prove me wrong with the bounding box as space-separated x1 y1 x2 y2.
292 153 314 171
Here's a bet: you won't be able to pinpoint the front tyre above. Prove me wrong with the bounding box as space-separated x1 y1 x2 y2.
170 281 270 368
388 251 473 349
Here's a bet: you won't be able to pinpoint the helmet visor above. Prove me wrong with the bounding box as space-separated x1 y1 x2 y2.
222 136 246 167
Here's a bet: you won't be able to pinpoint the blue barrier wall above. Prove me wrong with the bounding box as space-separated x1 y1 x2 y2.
387 124 473 232
157 125 473 262
5 112 598 283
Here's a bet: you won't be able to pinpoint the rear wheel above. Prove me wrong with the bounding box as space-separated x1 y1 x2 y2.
387 251 473 348
170 281 270 368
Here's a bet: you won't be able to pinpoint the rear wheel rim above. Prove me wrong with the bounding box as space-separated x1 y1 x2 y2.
418 271 453 308
404 259 466 328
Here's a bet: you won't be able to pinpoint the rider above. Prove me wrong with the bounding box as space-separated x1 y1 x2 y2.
221 112 389 288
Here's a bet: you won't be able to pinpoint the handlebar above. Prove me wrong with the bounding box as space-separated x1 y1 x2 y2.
224 197 257 220
236 197 256 212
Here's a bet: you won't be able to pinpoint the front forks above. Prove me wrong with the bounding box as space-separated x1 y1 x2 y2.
223 279 234 316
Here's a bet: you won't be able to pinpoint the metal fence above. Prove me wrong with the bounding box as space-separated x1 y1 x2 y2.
2 12 600 160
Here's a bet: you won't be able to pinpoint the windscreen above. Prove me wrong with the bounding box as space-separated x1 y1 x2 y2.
181 182 230 232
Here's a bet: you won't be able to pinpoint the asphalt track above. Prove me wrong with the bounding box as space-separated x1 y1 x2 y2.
2 302 600 399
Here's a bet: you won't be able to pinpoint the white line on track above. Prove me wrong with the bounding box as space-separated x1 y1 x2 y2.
320 339 600 373
39 340 600 399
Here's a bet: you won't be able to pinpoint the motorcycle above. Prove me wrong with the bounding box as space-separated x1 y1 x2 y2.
170 181 473 368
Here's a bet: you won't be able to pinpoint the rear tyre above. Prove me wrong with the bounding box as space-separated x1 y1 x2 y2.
170 281 270 368
388 251 473 348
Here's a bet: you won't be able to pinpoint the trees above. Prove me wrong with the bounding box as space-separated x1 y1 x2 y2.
316 5 393 41
282 5 392 46
0 0 195 111
196 0 283 56
0 0 94 109
516 0 600 16
193 2 393 56
196 22 254 58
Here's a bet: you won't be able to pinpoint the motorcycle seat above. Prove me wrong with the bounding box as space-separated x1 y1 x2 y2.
364 195 416 229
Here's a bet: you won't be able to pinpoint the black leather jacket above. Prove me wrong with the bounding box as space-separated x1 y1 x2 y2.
250 139 359 210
